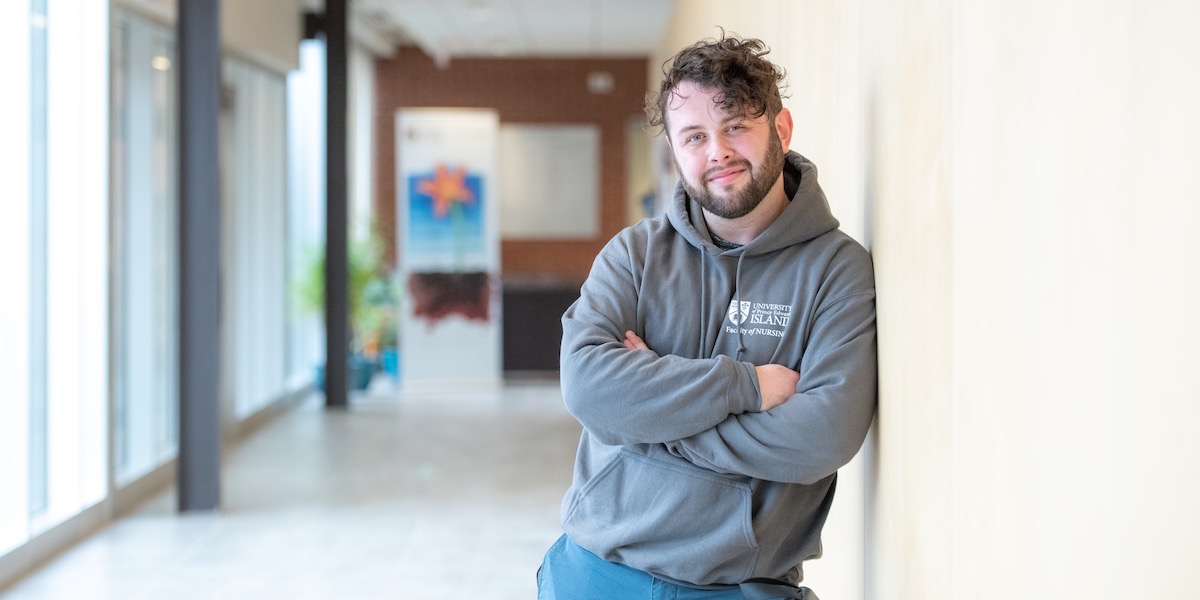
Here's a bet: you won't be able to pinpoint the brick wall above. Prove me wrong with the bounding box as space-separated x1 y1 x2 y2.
373 47 650 280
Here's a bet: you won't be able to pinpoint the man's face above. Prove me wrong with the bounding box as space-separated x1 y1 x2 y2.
665 80 787 220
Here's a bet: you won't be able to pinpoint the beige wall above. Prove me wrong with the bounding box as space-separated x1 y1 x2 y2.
115 0 305 73
655 1 1200 598
221 0 304 73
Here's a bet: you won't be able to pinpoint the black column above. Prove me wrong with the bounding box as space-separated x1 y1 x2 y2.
324 0 350 408
177 0 223 511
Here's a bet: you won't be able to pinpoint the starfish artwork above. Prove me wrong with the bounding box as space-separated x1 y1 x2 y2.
406 164 484 257
416 164 475 219
405 163 490 325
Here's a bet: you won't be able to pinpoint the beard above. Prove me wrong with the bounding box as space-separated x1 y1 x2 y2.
679 129 786 220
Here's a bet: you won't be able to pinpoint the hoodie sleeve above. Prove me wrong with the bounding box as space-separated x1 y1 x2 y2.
663 286 878 485
560 239 763 446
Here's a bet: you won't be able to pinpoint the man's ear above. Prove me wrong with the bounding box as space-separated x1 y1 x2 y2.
774 107 794 149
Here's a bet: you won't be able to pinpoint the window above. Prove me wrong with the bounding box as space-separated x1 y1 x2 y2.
0 0 35 557
0 0 109 551
111 12 179 486
28 0 50 522
285 39 329 388
222 57 293 417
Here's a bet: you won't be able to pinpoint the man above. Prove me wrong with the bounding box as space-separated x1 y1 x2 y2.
538 33 877 600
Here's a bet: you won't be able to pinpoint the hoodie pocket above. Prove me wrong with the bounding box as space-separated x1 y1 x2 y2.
562 448 759 585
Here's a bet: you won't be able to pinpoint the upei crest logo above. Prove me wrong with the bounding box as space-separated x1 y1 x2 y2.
727 300 751 325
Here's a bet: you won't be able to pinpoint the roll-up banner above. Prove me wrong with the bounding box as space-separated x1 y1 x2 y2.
395 108 502 394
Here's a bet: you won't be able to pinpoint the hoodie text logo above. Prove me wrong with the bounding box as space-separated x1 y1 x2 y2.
726 300 794 336
727 300 751 325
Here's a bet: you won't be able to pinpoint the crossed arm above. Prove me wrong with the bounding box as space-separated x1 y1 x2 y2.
621 330 798 412
561 243 877 484
580 294 877 485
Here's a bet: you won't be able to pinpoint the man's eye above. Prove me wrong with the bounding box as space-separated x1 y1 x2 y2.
687 134 703 143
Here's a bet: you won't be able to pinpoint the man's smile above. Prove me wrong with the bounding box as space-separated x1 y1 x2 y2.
705 163 749 185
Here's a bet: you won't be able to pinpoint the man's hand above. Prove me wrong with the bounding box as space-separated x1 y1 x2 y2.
623 330 651 352
625 330 797 412
755 364 799 411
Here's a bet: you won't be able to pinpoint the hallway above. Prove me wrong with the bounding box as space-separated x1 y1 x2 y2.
2 378 580 599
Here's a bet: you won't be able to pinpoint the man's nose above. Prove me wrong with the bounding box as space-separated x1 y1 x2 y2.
707 136 732 163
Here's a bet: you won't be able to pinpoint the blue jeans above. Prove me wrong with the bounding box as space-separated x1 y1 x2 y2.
536 535 748 600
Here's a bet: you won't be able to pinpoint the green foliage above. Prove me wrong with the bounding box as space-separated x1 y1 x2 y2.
362 274 401 348
294 236 399 351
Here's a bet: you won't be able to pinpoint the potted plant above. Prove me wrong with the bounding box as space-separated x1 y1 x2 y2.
362 273 401 382
295 235 392 391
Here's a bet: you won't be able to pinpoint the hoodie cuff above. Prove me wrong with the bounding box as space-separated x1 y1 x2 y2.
733 360 763 414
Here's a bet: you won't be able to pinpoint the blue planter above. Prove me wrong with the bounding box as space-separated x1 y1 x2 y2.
380 347 400 381
314 354 377 392
349 355 376 390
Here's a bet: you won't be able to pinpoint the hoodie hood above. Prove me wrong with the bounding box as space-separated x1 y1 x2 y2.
666 151 839 257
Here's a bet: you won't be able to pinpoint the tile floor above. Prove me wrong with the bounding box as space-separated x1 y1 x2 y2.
1 376 581 599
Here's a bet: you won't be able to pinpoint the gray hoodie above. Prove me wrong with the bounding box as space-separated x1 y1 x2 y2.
558 151 877 588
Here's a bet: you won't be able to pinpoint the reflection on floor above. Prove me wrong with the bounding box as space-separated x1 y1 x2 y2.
2 377 580 599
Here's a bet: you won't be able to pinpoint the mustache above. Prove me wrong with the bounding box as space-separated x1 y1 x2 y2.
703 159 753 182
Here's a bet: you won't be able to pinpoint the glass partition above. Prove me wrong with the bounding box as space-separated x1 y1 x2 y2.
111 11 179 486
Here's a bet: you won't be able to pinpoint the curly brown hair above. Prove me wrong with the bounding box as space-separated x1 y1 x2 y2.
645 31 788 136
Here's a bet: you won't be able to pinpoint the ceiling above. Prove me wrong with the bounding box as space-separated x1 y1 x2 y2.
350 0 676 62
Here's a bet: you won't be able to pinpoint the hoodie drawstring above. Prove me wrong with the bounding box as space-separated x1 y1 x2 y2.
698 246 707 357
734 252 746 360
700 244 747 360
